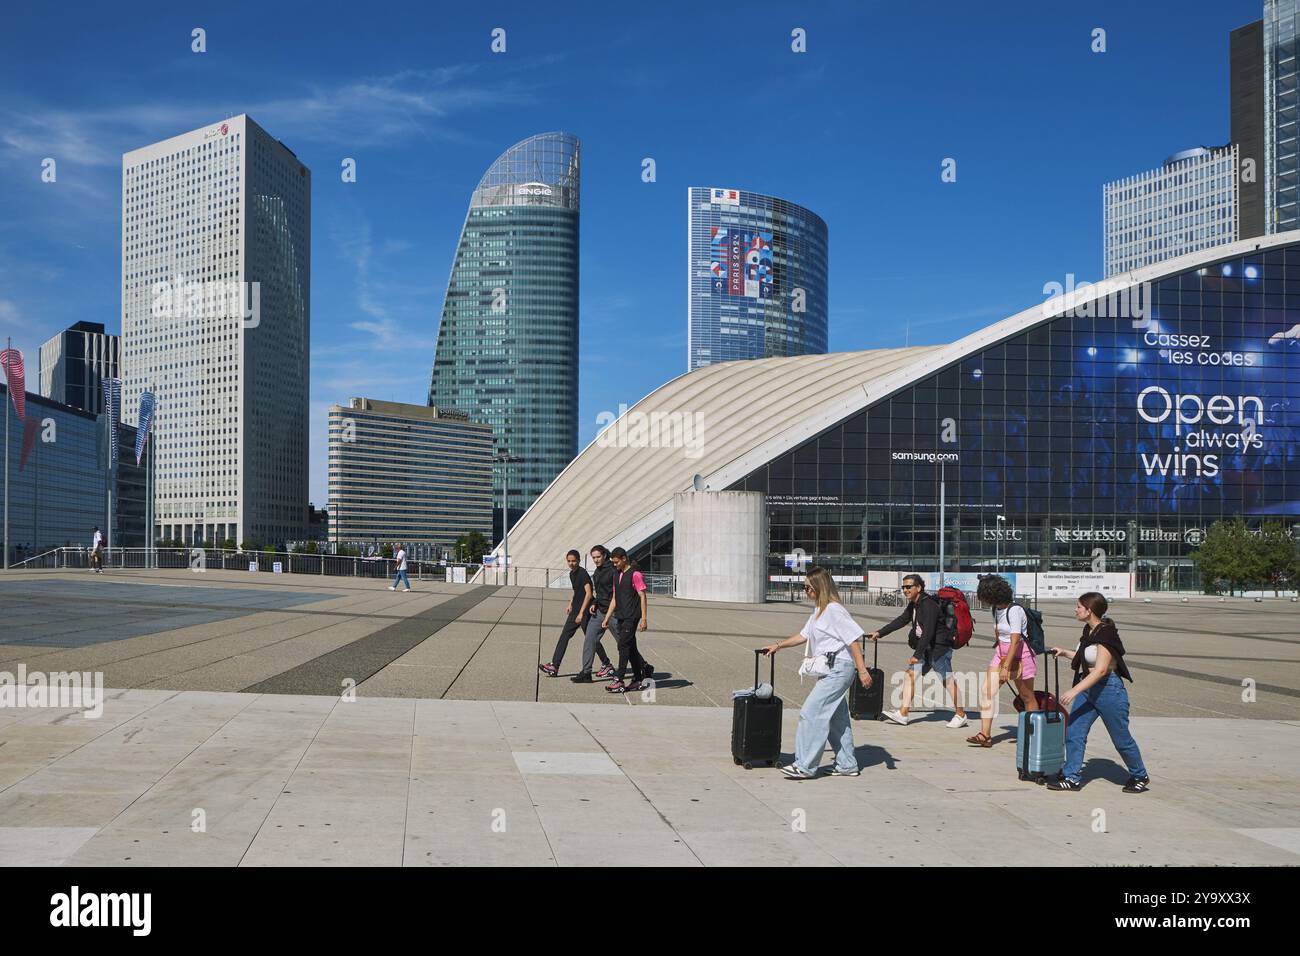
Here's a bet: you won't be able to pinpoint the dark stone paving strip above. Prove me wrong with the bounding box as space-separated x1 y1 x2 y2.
1125 659 1300 699
243 586 502 696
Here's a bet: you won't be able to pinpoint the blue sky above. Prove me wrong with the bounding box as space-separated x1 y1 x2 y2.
0 0 1263 507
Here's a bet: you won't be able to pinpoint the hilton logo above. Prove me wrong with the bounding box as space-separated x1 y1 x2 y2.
1183 528 1205 546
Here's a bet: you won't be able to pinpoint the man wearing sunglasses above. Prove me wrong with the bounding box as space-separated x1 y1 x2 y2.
867 574 968 729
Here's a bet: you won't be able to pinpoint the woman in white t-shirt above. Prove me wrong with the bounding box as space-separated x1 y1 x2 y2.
761 566 873 780
967 574 1038 748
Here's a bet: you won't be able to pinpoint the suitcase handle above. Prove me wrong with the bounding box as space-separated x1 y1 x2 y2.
753 648 775 691
1045 649 1062 724
860 634 877 671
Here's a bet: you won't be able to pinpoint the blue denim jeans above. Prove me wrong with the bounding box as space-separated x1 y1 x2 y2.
392 568 410 589
1062 672 1148 783
793 655 858 773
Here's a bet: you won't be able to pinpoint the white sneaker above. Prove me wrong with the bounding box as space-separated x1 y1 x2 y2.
883 709 909 726
946 714 970 729
388 586 396 591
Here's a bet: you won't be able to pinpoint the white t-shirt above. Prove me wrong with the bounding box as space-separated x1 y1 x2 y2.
800 602 862 657
993 605 1028 644
396 549 407 571
92 531 102 549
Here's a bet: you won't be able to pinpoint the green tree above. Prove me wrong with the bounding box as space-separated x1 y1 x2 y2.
1257 522 1299 595
454 531 490 563
1192 518 1255 595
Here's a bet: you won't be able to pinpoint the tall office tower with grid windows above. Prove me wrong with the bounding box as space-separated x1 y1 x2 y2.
120 115 310 547
427 132 580 541
687 187 828 371
1102 146 1240 278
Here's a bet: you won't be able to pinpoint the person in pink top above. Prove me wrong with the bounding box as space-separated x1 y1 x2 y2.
601 547 652 693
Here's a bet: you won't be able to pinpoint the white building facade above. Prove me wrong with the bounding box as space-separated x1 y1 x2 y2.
1103 145 1239 278
120 115 310 547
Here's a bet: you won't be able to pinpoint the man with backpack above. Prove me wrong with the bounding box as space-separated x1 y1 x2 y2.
868 574 969 728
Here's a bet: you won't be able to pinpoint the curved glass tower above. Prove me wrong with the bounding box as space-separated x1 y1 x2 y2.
688 187 828 370
428 132 580 539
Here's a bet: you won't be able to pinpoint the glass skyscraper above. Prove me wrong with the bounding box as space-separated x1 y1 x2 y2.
427 132 580 539
1266 0 1300 232
687 187 828 371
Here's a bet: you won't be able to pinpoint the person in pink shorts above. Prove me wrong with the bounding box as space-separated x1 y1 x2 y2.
967 574 1038 747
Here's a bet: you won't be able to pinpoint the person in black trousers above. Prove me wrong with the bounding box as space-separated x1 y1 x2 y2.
539 549 609 678
602 547 651 694
570 545 617 683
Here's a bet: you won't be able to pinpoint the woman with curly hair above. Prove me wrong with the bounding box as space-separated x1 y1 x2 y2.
967 574 1038 747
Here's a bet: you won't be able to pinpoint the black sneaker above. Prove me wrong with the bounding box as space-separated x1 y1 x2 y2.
1046 776 1082 792
538 663 559 678
1122 776 1150 794
639 661 655 680
570 671 593 683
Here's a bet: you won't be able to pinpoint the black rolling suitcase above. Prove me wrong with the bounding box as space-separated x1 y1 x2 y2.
849 636 885 720
732 649 782 769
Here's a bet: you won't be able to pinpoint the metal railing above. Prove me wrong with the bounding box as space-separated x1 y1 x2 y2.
5 549 687 595
5 547 481 583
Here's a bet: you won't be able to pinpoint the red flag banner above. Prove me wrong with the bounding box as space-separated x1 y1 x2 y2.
19 416 39 471
0 348 25 421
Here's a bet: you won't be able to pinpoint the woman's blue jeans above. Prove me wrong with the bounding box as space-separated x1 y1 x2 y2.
1062 672 1148 783
793 655 858 773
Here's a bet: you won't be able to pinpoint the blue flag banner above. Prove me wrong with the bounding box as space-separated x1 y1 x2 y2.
135 390 155 466
102 378 122 468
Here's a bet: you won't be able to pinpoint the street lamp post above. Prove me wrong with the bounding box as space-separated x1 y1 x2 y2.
495 450 520 585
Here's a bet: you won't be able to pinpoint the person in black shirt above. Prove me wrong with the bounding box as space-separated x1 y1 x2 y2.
540 550 607 678
570 545 617 683
867 574 967 729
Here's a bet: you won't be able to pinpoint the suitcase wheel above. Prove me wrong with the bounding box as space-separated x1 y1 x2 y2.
733 758 742 766
743 761 753 770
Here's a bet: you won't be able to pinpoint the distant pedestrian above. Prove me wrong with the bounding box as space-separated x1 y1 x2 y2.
967 574 1038 748
602 547 651 694
90 527 103 573
389 544 411 591
761 566 872 780
570 545 616 683
1047 592 1150 793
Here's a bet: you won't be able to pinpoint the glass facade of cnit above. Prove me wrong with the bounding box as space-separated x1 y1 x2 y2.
687 187 828 371
427 132 579 539
327 398 492 557
714 245 1300 590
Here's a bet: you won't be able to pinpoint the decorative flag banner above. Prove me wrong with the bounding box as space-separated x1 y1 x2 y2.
102 378 122 467
19 417 39 471
135 390 155 466
0 348 25 421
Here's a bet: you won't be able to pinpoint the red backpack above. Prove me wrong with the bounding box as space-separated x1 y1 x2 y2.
935 586 974 649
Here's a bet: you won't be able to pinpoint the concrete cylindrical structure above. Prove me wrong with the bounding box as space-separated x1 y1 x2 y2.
672 491 767 603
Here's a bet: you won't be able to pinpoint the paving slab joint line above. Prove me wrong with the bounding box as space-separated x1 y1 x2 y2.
564 705 705 865
235 694 343 867
439 591 519 700
68 690 266 847
487 700 558 867
0 688 186 796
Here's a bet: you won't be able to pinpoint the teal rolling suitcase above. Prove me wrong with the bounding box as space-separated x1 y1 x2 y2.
1014 651 1065 783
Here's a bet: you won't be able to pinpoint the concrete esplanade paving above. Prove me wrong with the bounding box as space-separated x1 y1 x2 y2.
0 568 1297 866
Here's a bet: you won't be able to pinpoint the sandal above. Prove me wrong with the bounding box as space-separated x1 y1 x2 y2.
966 732 993 748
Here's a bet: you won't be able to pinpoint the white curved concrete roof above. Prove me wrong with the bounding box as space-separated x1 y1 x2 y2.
498 230 1300 579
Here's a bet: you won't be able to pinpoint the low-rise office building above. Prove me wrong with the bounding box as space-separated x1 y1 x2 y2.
327 398 493 557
